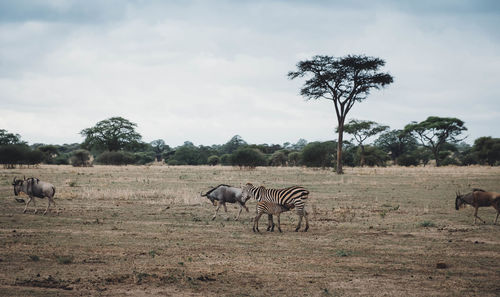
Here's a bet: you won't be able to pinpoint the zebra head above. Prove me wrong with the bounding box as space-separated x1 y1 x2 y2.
241 183 254 201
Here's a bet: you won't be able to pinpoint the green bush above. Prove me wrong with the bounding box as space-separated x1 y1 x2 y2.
207 155 220 166
70 149 92 167
287 152 301 166
270 150 288 166
95 151 135 165
134 151 156 165
220 154 232 165
231 147 267 168
301 141 336 168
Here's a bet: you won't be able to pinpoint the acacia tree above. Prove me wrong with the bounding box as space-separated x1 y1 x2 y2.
340 119 388 166
150 139 169 162
80 117 142 152
404 116 467 166
0 129 24 145
288 55 393 173
375 129 417 165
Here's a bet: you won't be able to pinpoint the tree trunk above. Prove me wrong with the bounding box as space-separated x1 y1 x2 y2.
433 149 440 167
336 120 344 174
360 144 365 167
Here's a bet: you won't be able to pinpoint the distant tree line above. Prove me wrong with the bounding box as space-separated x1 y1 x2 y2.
1 116 500 168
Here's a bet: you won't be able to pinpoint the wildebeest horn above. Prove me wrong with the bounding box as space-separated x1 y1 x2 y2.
200 191 207 197
13 177 17 184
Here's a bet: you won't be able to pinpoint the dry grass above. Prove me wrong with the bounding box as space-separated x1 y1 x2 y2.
0 165 499 296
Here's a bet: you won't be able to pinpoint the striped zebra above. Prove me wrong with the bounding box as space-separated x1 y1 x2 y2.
241 183 310 232
254 201 294 233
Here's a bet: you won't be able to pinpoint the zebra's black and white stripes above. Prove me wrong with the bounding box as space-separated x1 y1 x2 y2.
242 183 310 232
253 201 295 233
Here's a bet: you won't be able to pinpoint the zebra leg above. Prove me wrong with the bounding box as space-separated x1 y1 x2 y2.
267 214 275 232
303 210 309 232
253 213 262 232
295 208 304 232
277 214 282 233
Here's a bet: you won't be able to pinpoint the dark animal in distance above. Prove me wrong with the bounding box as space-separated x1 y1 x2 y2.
201 184 250 220
455 189 500 224
12 176 56 215
241 183 310 232
253 201 295 233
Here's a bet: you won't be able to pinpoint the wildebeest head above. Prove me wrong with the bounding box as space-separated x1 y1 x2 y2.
12 177 25 196
455 191 466 210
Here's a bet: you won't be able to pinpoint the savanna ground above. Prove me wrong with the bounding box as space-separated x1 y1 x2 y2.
0 165 499 296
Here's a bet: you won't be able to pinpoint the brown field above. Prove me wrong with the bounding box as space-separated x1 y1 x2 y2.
0 165 499 296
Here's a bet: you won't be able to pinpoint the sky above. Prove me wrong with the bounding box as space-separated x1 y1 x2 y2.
1 0 499 147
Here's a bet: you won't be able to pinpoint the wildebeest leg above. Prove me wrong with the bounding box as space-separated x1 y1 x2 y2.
235 203 243 221
44 198 53 215
212 203 222 220
492 202 499 225
23 196 33 213
277 214 282 233
253 213 263 232
32 196 38 214
473 207 485 224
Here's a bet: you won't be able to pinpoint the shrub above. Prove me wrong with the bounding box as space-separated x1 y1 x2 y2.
287 152 301 166
53 153 70 165
134 151 156 165
301 141 336 168
207 155 220 166
95 151 135 165
220 154 232 165
231 147 267 168
270 150 288 166
55 255 74 264
70 149 92 167
419 221 436 228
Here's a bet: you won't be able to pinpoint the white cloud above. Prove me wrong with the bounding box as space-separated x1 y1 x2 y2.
0 1 499 146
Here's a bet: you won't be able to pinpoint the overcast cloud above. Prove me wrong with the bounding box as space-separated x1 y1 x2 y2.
1 0 499 146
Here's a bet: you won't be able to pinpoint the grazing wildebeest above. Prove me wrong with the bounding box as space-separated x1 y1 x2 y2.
12 176 56 215
455 188 500 224
200 184 250 220
253 201 295 233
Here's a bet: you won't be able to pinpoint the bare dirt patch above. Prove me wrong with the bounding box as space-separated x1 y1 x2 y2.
1 165 499 296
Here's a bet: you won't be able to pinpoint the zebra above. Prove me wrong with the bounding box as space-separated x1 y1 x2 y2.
253 201 295 233
241 183 310 232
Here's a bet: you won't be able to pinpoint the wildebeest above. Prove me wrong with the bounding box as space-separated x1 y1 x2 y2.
253 201 295 233
455 188 500 224
12 176 56 215
200 184 251 220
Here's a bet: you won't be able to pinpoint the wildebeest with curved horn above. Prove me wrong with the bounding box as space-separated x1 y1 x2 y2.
12 176 56 215
455 188 500 224
200 184 250 220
